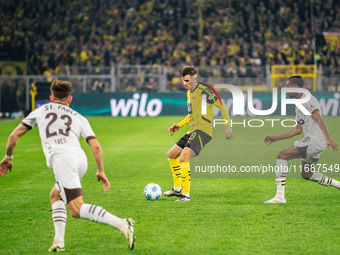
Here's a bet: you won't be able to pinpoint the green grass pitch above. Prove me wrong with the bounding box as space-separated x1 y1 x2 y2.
1 116 340 254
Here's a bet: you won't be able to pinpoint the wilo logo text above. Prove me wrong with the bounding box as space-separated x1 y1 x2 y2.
110 93 162 117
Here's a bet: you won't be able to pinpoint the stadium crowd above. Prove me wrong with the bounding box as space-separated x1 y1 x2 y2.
0 0 340 93
1 0 339 70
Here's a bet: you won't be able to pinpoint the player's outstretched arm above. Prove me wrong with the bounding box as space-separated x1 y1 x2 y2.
264 124 303 145
88 138 110 192
0 123 29 176
312 110 339 151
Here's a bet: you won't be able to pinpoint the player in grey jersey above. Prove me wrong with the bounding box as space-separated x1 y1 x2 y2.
0 80 135 251
264 76 339 204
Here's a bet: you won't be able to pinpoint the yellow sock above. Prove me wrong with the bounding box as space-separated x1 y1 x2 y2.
168 158 181 188
180 162 190 195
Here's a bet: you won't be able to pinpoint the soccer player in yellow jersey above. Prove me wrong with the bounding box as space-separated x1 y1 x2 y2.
165 66 233 202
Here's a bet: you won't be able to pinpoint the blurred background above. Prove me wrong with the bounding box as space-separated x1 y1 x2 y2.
0 0 339 117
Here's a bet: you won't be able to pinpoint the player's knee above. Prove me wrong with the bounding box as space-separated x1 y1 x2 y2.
167 150 174 159
71 212 80 218
301 170 312 179
301 164 313 179
179 154 189 163
69 208 81 218
67 200 82 218
276 151 286 160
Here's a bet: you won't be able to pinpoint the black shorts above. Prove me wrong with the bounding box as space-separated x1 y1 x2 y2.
176 134 190 149
176 130 212 156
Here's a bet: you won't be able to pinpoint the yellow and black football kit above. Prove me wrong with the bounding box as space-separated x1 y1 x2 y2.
169 83 231 196
179 83 231 155
189 83 230 137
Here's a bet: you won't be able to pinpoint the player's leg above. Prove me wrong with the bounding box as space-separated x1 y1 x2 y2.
264 145 300 204
67 195 135 250
165 144 183 196
48 185 66 252
52 152 135 250
298 137 340 189
165 134 191 197
301 160 340 189
49 153 86 252
175 130 211 202
176 146 193 202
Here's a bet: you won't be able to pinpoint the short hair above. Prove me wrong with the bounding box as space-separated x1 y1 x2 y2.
287 75 304 88
50 80 73 99
182 66 197 77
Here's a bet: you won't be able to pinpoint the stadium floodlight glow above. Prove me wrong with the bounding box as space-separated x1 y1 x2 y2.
201 84 312 116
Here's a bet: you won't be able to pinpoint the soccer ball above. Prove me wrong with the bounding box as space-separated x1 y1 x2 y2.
144 183 162 200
